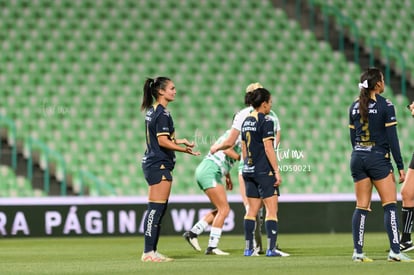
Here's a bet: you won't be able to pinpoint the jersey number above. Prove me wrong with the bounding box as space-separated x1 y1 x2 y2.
359 118 370 142
246 132 253 165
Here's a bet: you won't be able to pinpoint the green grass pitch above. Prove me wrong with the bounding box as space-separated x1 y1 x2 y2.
1 233 413 274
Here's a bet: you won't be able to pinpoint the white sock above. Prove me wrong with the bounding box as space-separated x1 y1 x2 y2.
208 227 222 248
191 220 208 235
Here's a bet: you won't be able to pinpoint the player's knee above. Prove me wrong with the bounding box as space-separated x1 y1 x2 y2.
217 205 230 217
401 186 414 203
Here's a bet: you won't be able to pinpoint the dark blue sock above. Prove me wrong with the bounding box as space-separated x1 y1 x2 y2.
352 208 369 254
383 203 400 254
265 219 278 251
244 218 256 250
143 202 166 253
153 200 168 251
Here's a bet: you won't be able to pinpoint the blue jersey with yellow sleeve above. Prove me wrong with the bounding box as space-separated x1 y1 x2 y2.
241 111 275 176
348 94 403 170
142 103 176 170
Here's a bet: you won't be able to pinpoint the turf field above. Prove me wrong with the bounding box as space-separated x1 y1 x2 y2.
0 233 413 274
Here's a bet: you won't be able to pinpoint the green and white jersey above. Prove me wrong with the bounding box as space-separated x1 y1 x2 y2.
268 110 281 147
233 107 280 135
205 129 242 175
232 106 253 131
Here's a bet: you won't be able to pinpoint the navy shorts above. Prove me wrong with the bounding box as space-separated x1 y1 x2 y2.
143 165 173 185
243 174 280 199
350 150 393 182
410 153 414 169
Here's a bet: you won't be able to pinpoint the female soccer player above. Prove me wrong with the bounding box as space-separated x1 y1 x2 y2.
183 129 241 255
349 67 412 262
400 101 414 252
210 82 282 254
140 77 200 262
241 88 289 257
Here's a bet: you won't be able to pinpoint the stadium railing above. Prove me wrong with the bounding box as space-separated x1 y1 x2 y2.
26 137 67 195
0 114 17 170
368 37 407 97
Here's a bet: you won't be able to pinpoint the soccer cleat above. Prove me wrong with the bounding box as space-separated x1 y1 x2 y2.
352 252 373 262
155 251 174 262
183 231 201 251
141 251 173 262
400 241 414 253
388 250 414 262
253 246 263 256
205 247 230 255
244 248 260 256
266 248 290 257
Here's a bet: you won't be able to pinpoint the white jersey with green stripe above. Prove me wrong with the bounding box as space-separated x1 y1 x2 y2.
232 106 280 134
268 109 281 134
205 129 242 175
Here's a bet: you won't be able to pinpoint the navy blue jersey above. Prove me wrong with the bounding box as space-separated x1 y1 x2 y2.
241 111 275 176
142 103 176 170
349 94 403 170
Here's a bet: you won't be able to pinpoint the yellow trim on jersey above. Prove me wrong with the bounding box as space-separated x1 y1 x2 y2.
385 121 397 127
349 125 355 129
157 132 170 137
249 111 259 120
263 136 274 142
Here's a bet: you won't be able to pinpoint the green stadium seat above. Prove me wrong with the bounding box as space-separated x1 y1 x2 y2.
2 0 414 196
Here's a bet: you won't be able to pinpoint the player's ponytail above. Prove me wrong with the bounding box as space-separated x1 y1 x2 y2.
358 67 382 122
141 77 171 111
250 88 271 109
244 92 254 106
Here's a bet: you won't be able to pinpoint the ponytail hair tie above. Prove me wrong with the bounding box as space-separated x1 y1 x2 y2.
358 79 368 89
149 78 155 88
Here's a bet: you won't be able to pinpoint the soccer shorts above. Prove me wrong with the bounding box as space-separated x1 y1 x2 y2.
143 165 173 185
350 150 393 182
243 173 280 199
195 159 223 191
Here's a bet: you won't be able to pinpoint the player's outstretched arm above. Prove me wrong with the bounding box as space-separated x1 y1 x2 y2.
158 135 200 155
175 138 195 147
210 128 240 154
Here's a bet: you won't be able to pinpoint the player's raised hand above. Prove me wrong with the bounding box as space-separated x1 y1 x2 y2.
210 143 220 154
176 138 195 147
185 146 200 156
